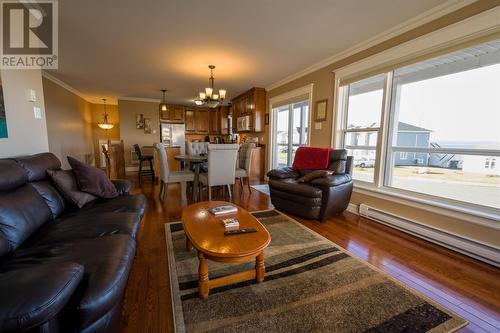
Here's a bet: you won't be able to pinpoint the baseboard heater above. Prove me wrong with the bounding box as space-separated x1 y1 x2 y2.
357 204 500 268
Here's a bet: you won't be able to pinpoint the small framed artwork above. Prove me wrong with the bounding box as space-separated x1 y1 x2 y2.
136 114 144 129
265 113 269 125
315 99 327 122
144 118 152 134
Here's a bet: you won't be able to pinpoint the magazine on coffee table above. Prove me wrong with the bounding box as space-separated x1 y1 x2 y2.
208 205 237 215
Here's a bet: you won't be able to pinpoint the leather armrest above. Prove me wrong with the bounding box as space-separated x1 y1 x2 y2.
267 167 300 179
0 263 84 332
310 174 352 187
111 179 132 195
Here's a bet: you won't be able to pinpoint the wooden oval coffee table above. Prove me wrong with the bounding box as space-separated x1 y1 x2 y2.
182 201 271 299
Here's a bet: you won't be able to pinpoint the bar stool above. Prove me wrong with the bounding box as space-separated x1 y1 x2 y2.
133 144 155 183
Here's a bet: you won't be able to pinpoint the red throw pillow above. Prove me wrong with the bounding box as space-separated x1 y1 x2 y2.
67 156 118 199
292 147 332 170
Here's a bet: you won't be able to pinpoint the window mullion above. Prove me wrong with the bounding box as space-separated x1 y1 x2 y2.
374 72 393 188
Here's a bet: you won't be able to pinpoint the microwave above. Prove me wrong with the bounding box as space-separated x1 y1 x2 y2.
237 115 251 132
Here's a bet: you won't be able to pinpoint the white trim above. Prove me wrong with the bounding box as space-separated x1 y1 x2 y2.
118 96 161 103
333 6 500 79
268 84 314 171
353 184 500 228
42 71 91 103
265 0 476 91
346 203 359 215
42 71 119 105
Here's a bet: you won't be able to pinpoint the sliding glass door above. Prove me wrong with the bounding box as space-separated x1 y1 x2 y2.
272 100 309 168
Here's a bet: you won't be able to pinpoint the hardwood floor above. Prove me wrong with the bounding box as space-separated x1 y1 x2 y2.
120 180 500 333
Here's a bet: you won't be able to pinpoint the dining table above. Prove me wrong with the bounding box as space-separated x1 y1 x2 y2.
174 154 208 202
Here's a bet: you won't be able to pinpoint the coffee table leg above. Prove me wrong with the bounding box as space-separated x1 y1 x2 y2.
198 251 209 299
255 252 265 283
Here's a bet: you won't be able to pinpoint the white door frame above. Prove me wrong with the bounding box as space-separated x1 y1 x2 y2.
268 83 314 171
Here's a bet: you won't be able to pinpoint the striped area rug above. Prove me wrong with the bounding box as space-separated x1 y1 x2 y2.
165 210 467 333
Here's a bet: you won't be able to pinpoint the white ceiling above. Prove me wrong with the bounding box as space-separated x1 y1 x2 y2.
47 0 451 105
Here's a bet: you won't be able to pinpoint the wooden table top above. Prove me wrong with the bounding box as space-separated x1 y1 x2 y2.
174 154 207 163
182 201 271 258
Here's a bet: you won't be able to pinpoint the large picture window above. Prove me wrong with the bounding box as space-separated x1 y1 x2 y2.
338 39 500 212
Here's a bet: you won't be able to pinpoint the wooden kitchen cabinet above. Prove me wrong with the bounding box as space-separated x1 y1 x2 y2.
185 109 196 133
209 109 220 134
159 104 185 123
219 106 230 135
172 106 185 122
231 87 266 133
195 109 209 133
249 146 265 183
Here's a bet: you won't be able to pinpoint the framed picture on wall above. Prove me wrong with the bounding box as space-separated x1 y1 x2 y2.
144 118 152 134
315 99 327 122
136 114 144 129
0 81 7 139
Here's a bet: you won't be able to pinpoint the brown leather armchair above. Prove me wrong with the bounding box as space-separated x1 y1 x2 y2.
267 149 353 222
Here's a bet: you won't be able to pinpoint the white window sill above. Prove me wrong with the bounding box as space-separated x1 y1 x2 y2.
352 182 500 229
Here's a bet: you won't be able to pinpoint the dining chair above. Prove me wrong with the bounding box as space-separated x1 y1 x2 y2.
133 144 155 183
154 143 195 201
235 143 256 193
199 144 239 201
185 141 209 172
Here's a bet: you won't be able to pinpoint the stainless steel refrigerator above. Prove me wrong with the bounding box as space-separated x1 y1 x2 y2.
160 123 185 151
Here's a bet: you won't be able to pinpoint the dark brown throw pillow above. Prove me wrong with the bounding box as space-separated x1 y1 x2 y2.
67 156 118 199
47 169 97 208
298 170 333 183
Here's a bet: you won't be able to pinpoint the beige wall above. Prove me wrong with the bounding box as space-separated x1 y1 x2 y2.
118 99 160 167
91 102 120 166
43 77 94 168
265 1 500 248
0 69 49 157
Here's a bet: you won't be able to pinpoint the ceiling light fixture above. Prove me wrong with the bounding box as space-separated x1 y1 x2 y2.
195 65 226 108
97 98 114 130
159 89 168 112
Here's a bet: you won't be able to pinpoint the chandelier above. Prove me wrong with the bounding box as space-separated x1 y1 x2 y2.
195 65 226 108
97 99 114 130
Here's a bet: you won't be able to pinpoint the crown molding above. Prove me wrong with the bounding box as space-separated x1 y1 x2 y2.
42 71 92 103
118 96 160 103
41 71 119 105
265 0 476 91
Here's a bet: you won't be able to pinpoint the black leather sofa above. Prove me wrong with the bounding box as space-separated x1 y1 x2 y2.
0 153 146 333
267 149 353 221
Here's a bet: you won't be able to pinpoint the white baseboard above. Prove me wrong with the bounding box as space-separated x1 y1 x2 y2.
346 203 359 215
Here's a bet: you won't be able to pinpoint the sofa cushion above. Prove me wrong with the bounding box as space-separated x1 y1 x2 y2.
298 170 333 183
310 174 352 187
0 263 83 333
25 212 142 247
4 235 136 329
79 194 147 217
0 160 28 192
30 181 66 218
15 153 61 182
269 179 322 198
266 167 300 179
47 169 97 208
0 185 52 253
68 156 118 199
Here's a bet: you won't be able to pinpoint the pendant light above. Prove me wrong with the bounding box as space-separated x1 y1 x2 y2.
97 98 114 130
159 89 168 112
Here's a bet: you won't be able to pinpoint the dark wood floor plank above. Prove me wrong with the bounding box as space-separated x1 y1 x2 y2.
119 180 500 333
